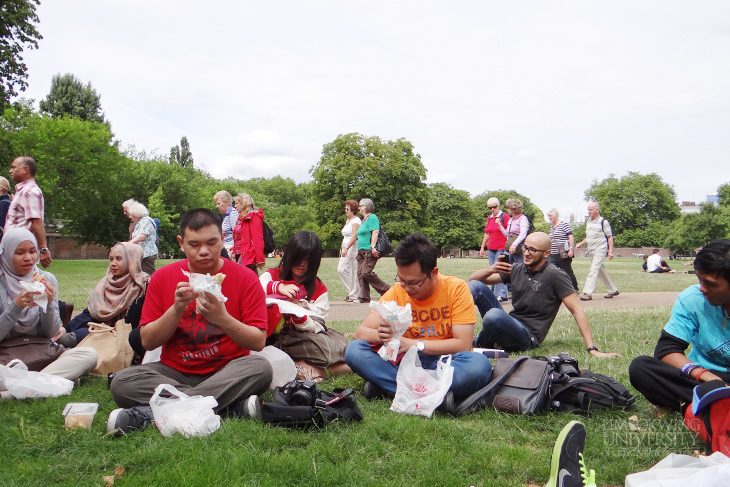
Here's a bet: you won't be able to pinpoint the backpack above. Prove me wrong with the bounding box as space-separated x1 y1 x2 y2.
262 221 275 254
544 353 635 414
262 379 364 428
684 380 730 457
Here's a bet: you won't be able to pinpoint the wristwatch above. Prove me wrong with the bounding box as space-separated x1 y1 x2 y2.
416 340 425 352
586 345 599 353
39 248 49 254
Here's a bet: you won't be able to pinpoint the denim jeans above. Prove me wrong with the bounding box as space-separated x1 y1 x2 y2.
468 280 535 352
345 339 492 399
487 249 508 299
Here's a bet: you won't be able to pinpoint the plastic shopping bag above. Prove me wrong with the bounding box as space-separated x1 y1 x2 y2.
150 384 221 438
625 452 730 487
1 359 74 398
391 346 454 418
369 301 412 361
251 345 297 389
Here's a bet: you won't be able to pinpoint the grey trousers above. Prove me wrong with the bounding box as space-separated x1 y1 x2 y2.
110 354 273 412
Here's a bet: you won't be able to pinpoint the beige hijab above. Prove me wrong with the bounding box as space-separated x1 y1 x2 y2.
86 242 149 322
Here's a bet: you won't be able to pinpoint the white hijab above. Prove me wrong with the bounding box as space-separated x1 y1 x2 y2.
0 228 42 333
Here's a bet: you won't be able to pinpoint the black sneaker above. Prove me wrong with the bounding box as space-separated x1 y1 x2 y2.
229 395 262 420
106 405 154 437
363 381 386 400
545 420 586 487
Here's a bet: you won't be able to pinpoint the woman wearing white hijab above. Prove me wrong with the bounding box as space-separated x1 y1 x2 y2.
0 228 97 397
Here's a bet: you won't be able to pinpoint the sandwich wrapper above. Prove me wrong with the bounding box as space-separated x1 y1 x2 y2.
20 281 48 311
182 270 227 302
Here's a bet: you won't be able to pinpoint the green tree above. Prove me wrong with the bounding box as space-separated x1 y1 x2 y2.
666 203 730 253
718 182 730 208
310 133 429 249
39 73 108 125
0 0 42 108
585 172 680 247
473 189 549 235
422 183 479 251
169 136 194 168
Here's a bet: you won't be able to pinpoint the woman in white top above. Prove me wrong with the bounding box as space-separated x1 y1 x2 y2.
337 200 361 302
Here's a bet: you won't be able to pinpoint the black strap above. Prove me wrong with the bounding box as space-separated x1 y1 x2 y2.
453 356 528 417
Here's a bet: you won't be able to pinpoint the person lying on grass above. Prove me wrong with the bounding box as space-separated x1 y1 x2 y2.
630 239 730 415
469 232 620 358
107 208 272 435
0 228 97 398
345 232 493 403
260 230 351 383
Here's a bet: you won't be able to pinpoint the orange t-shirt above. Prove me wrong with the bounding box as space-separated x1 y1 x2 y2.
378 273 476 340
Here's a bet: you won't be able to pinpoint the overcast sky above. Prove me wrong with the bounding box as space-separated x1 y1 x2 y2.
16 1 730 222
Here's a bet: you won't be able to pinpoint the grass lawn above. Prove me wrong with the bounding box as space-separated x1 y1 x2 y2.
0 256 703 486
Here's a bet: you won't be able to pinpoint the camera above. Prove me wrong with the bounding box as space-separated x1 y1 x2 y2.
547 352 580 377
279 379 319 407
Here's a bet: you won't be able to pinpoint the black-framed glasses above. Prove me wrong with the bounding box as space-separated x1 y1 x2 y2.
522 245 548 255
395 274 430 288
488 206 497 209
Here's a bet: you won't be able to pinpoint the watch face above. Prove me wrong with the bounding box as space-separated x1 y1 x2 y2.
40 248 48 254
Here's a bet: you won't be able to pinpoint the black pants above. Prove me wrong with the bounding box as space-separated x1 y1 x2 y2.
629 355 730 413
548 254 579 291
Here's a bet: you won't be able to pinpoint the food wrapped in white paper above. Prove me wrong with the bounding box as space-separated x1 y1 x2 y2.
369 301 412 361
182 270 227 302
19 281 48 311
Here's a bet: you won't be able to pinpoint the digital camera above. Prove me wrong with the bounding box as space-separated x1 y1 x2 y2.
547 352 580 377
279 379 319 407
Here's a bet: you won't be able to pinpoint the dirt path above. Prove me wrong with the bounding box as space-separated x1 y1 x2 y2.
327 291 680 322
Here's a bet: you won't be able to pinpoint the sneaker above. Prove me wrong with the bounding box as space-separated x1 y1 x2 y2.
545 420 587 487
107 405 154 437
229 395 262 420
496 296 508 303
363 381 386 400
579 453 596 487
579 293 592 301
604 290 619 299
438 391 456 415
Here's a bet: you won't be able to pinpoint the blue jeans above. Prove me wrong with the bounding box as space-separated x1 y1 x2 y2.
345 339 492 399
487 249 508 299
468 280 535 352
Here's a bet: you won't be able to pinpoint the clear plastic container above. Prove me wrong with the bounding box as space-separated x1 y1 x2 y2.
62 402 99 429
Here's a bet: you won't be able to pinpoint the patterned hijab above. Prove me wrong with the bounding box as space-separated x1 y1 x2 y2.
0 228 43 333
86 242 149 322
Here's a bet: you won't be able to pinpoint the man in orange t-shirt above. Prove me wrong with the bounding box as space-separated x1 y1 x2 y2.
345 233 492 400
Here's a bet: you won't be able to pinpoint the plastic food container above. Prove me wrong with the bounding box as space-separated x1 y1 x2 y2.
62 402 99 429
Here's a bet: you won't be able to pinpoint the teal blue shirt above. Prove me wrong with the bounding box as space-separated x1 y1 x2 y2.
356 214 380 251
664 285 730 372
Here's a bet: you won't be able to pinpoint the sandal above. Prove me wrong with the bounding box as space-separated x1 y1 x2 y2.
345 297 355 302
295 364 324 383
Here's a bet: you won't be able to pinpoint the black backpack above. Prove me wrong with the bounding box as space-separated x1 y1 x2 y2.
544 353 635 414
262 380 364 428
262 221 275 254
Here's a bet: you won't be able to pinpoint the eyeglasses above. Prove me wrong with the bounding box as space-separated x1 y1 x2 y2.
521 245 549 255
488 206 497 209
395 274 430 288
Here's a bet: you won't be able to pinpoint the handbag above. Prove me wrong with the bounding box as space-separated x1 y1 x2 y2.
76 320 133 376
0 335 65 371
505 234 523 257
374 225 392 256
277 325 348 368
453 356 551 417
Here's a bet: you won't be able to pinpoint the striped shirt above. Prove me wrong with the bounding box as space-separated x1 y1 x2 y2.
4 179 44 232
221 206 239 249
549 221 573 255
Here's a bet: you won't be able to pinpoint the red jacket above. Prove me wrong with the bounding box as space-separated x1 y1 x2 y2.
233 208 265 265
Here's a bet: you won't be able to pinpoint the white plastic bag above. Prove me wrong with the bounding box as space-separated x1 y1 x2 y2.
625 452 730 486
251 345 297 389
369 301 412 361
1 359 74 398
149 384 221 437
391 346 454 418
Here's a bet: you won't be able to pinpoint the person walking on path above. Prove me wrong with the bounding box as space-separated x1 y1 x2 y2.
337 199 361 302
478 197 509 301
575 202 619 301
547 208 579 292
354 198 390 303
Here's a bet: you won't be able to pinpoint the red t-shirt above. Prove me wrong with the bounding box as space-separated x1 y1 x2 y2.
484 212 509 251
140 259 267 374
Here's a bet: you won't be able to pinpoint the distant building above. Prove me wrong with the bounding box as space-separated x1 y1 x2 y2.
679 194 718 215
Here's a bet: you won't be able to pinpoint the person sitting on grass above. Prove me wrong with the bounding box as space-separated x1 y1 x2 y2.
629 239 730 415
57 243 149 358
646 248 676 274
345 232 493 403
0 228 97 398
468 232 619 358
260 231 351 383
107 209 272 435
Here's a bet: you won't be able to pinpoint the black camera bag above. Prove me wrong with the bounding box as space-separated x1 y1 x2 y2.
262 381 364 428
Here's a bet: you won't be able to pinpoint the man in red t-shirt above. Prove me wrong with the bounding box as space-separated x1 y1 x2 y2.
108 209 272 435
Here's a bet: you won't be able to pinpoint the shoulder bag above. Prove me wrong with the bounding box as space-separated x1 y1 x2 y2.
0 335 65 371
375 224 392 256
